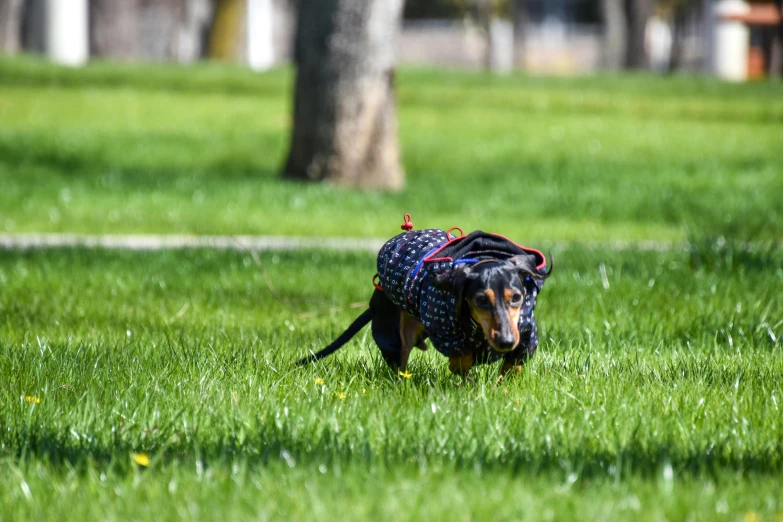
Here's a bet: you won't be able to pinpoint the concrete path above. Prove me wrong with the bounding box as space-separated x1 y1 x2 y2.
0 233 387 252
0 233 681 252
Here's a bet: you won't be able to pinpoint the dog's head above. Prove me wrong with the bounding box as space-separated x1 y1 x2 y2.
434 255 550 353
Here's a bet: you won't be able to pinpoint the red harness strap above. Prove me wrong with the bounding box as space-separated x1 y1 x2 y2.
401 213 414 231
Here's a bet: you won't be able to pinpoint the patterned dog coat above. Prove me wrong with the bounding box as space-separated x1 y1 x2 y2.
375 228 547 365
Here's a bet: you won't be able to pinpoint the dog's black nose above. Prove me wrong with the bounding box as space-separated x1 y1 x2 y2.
496 337 517 351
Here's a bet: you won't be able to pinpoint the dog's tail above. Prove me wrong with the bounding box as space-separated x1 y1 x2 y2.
296 308 373 366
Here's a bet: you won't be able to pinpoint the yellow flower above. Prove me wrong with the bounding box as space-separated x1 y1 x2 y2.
335 391 346 400
314 377 324 385
398 370 413 379
744 512 758 522
131 452 150 467
25 396 41 404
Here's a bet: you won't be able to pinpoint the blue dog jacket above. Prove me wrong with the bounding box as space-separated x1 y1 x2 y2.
376 228 547 365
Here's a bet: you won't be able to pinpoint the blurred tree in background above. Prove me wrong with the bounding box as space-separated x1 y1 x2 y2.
626 0 655 68
90 0 212 62
601 0 627 68
601 0 654 69
209 0 244 61
281 0 406 189
0 0 24 54
406 0 515 70
1 0 779 76
0 0 780 194
90 0 140 58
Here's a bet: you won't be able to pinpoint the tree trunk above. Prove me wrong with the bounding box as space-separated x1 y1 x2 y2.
668 4 688 72
624 0 653 69
208 0 245 61
0 0 25 54
139 0 179 61
601 0 627 69
20 0 45 53
700 0 712 73
91 0 210 63
475 0 492 70
510 0 528 69
90 0 141 59
176 0 213 63
282 0 405 190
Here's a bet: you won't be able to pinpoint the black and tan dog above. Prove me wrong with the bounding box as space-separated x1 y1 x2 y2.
297 225 551 378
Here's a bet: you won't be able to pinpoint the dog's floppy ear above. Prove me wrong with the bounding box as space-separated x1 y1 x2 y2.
434 265 471 294
508 254 549 280
434 266 472 317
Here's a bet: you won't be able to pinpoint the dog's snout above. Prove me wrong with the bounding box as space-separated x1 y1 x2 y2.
495 336 517 351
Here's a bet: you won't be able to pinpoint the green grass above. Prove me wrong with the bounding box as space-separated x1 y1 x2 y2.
1 56 782 242
2 56 783 520
2 246 782 520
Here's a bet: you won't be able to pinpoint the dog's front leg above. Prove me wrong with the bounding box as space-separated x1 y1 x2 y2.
496 360 524 384
500 360 524 375
448 352 474 378
398 312 425 370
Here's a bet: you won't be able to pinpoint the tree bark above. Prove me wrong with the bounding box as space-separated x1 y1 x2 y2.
91 0 210 63
601 0 627 69
282 0 405 190
208 0 245 61
20 0 45 53
474 0 492 70
176 0 213 62
668 4 688 73
0 0 25 54
510 0 528 69
90 0 141 59
624 0 653 69
139 0 181 61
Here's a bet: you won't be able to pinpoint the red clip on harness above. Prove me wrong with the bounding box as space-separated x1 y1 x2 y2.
374 213 416 290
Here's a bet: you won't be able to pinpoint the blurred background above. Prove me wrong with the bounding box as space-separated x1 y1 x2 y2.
0 0 781 80
1 0 781 245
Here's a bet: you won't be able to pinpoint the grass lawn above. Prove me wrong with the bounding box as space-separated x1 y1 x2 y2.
1 57 783 521
2 245 782 521
1 56 782 242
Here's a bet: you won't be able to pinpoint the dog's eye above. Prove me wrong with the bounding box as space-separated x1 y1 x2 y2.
510 293 523 306
475 295 491 309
